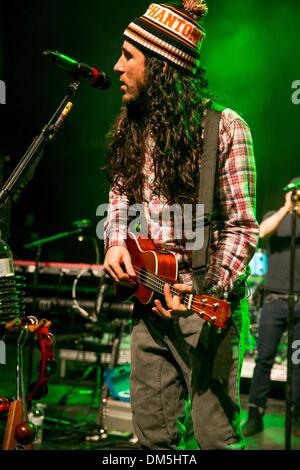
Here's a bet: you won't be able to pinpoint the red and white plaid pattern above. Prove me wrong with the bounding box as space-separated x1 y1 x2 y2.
104 108 259 292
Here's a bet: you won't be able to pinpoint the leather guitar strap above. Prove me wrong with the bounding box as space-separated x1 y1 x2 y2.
192 106 223 294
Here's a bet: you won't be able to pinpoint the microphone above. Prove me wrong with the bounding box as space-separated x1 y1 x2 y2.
283 181 300 193
43 50 111 90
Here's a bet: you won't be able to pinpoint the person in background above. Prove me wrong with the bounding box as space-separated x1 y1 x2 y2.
243 179 300 437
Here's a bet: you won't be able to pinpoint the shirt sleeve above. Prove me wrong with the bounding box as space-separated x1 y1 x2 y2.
204 109 259 293
104 186 129 252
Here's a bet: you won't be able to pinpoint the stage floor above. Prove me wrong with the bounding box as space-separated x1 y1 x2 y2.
1 343 299 451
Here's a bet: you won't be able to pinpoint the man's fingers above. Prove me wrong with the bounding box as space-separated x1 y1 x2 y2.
153 300 173 319
103 247 135 283
110 261 129 281
173 283 192 294
104 260 131 283
164 284 173 308
103 265 119 283
123 255 137 279
152 306 165 318
164 283 187 312
152 300 165 318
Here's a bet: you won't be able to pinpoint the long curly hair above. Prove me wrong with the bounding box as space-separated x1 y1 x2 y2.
105 56 213 205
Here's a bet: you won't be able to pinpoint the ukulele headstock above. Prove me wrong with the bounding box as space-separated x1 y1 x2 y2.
191 295 231 330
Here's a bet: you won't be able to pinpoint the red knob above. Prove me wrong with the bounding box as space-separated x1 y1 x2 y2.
0 397 10 416
14 421 36 445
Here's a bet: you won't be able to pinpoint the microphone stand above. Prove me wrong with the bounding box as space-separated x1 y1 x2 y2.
285 189 300 450
0 79 81 209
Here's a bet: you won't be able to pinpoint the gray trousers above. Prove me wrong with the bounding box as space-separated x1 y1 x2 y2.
130 298 249 450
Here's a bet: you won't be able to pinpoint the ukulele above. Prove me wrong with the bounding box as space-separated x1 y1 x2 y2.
115 233 231 330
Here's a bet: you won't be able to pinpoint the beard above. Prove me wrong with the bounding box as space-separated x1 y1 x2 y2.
125 81 149 123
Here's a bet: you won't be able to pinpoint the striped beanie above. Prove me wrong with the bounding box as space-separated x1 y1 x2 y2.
124 1 208 76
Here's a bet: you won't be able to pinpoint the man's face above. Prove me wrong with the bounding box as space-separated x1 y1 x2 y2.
114 41 147 104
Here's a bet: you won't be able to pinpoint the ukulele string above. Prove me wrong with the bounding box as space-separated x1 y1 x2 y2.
131 265 221 312
132 265 181 297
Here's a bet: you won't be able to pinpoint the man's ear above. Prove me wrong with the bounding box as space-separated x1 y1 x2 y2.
163 62 169 73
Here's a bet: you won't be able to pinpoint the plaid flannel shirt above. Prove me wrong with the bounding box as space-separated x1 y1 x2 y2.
104 108 259 293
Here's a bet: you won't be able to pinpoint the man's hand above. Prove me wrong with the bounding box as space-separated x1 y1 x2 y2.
103 246 136 285
283 191 293 213
152 283 193 319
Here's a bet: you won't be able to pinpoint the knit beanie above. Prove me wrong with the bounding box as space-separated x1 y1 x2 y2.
124 1 208 76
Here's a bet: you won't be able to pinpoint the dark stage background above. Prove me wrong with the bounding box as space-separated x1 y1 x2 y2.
1 0 300 263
